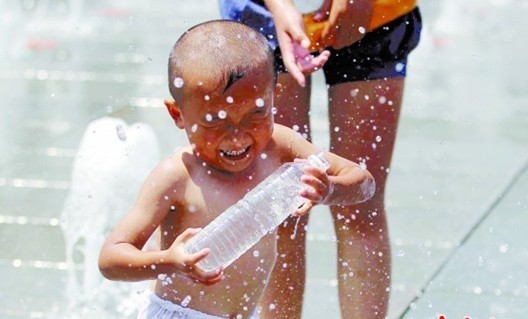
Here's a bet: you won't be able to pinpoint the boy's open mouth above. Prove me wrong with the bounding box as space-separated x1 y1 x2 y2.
220 146 251 160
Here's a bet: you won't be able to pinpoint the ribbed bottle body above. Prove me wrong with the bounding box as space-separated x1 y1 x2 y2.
184 152 329 271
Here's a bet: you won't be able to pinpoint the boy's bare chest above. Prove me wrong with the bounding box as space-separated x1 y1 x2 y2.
185 161 279 222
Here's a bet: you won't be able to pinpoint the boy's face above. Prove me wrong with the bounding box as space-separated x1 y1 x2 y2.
170 69 275 174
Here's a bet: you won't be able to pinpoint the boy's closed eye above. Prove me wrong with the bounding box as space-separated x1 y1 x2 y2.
248 107 270 118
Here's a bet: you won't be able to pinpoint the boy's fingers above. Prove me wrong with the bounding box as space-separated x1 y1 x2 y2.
295 201 314 216
186 248 210 265
178 227 202 242
194 267 224 285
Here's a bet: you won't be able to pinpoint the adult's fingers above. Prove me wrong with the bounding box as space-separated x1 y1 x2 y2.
282 46 306 87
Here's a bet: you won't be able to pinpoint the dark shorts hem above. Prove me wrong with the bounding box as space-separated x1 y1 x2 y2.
274 7 423 84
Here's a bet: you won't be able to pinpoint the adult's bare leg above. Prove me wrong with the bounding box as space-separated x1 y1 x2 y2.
258 73 311 319
328 77 405 318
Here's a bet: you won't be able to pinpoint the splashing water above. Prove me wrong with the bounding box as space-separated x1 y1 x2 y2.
173 77 184 88
59 117 160 317
181 295 192 307
255 98 265 107
290 216 302 239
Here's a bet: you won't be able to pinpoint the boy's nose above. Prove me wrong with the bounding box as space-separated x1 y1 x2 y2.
227 127 250 144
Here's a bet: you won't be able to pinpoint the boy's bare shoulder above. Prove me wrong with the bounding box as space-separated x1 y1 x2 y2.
149 147 191 187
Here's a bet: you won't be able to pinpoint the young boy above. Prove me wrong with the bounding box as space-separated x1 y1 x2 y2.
98 20 375 319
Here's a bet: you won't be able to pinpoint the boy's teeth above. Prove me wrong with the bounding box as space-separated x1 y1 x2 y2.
225 149 245 156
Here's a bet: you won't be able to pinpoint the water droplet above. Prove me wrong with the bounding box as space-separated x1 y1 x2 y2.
395 62 405 72
191 124 198 132
261 153 268 159
269 303 276 310
364 95 370 100
188 204 197 213
116 124 127 141
350 89 359 97
375 135 382 142
378 96 387 104
359 162 367 171
334 126 340 132
292 125 300 131
173 77 184 88
218 110 227 119
236 315 243 319
226 96 234 103
372 143 377 150
358 26 366 34
205 114 213 122
204 95 210 101
255 98 265 107
253 250 260 257
181 295 192 307
197 80 203 86
163 195 169 201
282 263 288 268
272 107 277 114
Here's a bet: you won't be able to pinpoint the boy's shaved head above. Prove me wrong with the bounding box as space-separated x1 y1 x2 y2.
168 20 276 105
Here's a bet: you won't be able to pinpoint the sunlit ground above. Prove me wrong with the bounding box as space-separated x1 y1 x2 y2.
0 0 527 318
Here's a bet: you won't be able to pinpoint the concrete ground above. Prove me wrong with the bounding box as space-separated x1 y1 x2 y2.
0 0 527 318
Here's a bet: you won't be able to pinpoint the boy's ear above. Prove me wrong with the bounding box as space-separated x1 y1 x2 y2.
274 83 284 100
164 98 185 129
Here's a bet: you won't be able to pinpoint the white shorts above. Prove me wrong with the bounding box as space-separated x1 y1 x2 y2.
137 290 258 319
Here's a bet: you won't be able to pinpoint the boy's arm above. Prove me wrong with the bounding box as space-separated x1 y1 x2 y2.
98 158 222 284
316 150 375 205
273 124 375 211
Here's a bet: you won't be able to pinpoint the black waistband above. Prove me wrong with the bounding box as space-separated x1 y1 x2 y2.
251 0 266 8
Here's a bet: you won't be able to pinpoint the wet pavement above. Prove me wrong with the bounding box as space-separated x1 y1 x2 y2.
0 0 527 318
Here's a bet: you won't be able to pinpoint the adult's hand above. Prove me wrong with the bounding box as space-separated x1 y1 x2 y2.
265 0 330 87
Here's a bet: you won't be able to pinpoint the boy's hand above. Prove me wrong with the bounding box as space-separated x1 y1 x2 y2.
294 159 333 216
168 228 224 285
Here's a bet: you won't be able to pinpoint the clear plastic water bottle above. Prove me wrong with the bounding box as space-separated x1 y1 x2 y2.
184 151 330 272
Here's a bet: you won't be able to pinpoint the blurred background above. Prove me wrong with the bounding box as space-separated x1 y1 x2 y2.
0 0 527 318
